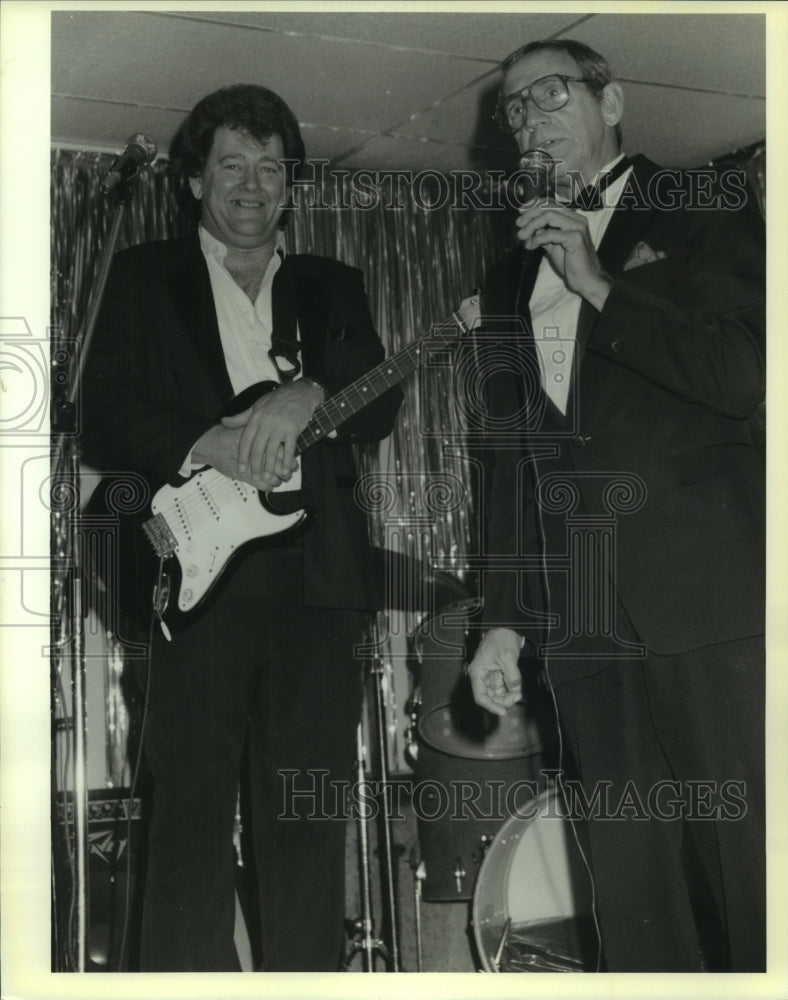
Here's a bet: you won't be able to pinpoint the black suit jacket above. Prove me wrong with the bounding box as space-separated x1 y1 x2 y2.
480 155 765 662
82 232 402 611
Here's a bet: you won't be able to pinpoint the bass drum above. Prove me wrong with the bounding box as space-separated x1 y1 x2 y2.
472 790 599 973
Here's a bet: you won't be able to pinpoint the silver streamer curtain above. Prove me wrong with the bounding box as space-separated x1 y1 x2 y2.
50 145 766 785
50 151 512 784
51 152 512 567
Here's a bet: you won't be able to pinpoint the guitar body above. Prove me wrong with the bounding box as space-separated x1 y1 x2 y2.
85 379 310 630
86 467 309 630
83 296 480 632
150 471 307 615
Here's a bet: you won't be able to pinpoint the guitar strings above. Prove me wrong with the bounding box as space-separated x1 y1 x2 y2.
154 330 455 530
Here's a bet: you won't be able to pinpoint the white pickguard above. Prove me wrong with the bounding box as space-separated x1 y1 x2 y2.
142 294 480 620
150 464 305 613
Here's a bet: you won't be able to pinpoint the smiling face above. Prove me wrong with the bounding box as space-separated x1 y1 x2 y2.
502 47 623 191
188 126 287 251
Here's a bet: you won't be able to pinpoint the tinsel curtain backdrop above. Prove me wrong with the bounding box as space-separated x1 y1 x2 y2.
50 143 765 785
51 151 514 561
50 151 514 784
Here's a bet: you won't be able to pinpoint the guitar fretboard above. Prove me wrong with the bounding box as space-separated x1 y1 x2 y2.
295 315 467 453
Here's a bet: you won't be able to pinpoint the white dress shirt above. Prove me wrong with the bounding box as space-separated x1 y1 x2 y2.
199 225 291 394
530 154 631 414
180 226 302 483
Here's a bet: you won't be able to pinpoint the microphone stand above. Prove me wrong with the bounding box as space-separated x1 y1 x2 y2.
51 178 136 971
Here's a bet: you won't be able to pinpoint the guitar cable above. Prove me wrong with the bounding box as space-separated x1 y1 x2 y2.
153 557 173 642
530 425 604 973
511 268 603 972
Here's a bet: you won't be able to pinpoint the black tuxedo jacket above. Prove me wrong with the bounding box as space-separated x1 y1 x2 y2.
480 155 765 662
82 232 402 611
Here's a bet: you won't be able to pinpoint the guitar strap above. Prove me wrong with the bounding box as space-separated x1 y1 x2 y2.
269 264 352 384
268 333 301 383
268 257 302 384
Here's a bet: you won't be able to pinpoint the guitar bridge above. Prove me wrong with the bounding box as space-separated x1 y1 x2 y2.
142 513 177 558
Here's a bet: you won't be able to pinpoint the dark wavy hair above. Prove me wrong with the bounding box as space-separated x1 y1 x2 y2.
499 39 623 145
173 83 306 181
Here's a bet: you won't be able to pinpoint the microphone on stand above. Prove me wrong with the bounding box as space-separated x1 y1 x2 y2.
100 134 158 194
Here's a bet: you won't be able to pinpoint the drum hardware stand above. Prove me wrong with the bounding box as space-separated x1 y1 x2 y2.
412 859 426 972
50 168 149 971
452 857 467 895
343 640 405 971
369 650 403 969
492 917 513 971
473 833 494 866
342 716 391 972
402 687 421 769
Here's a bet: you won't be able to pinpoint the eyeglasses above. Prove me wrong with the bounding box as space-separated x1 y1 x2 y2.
493 74 592 135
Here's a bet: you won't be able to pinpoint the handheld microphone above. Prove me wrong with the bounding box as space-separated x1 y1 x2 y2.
512 148 556 269
100 134 158 194
512 147 556 207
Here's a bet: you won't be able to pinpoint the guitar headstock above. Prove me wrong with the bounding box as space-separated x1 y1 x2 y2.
452 293 482 335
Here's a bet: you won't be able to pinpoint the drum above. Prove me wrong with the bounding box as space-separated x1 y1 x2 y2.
413 596 553 761
418 698 544 760
411 599 558 901
472 790 599 972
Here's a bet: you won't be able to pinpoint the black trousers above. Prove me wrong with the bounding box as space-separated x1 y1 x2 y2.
550 635 765 972
136 544 365 971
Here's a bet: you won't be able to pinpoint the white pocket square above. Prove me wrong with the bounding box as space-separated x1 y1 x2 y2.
623 241 668 271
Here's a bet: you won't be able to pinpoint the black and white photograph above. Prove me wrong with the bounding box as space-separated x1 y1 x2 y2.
0 2 785 997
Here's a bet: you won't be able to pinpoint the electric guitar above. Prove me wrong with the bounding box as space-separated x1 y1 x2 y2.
87 295 480 631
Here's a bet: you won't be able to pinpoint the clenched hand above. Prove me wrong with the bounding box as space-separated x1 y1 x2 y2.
466 627 525 717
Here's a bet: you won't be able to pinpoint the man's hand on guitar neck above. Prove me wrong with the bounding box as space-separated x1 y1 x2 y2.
219 379 323 489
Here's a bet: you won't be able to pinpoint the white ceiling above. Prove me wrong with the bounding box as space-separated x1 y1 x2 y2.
51 8 766 172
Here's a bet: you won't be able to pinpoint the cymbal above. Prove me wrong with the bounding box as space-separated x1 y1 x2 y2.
418 688 544 761
370 546 471 612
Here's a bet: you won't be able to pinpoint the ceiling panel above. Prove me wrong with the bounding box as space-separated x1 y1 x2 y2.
164 9 584 61
50 9 767 172
375 78 764 170
569 12 765 96
52 95 196 155
52 12 197 109
52 11 492 132
619 85 765 166
322 132 505 174
289 123 379 164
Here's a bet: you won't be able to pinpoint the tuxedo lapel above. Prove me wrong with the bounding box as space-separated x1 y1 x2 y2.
515 249 542 327
572 156 660 379
595 158 660 274
482 248 549 428
166 234 234 404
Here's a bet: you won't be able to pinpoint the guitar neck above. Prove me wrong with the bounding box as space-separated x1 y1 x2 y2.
295 316 463 454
